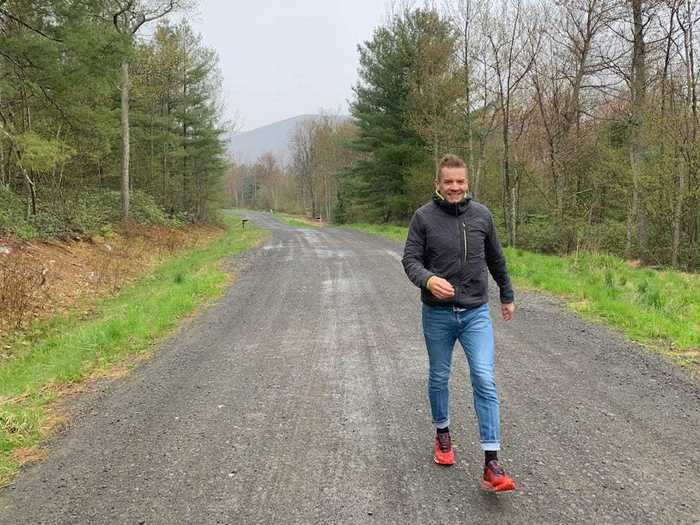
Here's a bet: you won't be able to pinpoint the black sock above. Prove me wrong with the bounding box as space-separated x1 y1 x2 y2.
436 427 449 434
485 450 498 465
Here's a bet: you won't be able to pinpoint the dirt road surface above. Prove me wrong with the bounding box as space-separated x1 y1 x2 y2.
1 211 698 524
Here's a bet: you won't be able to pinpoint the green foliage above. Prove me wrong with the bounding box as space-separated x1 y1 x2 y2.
278 217 317 229
637 280 663 310
343 9 450 223
0 187 35 238
62 190 178 232
129 20 227 223
342 223 409 242
129 191 180 226
514 215 561 254
14 133 74 173
275 213 320 229
605 119 632 150
0 6 226 241
506 248 700 354
0 188 180 239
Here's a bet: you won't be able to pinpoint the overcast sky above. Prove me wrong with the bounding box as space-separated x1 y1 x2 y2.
188 1 391 132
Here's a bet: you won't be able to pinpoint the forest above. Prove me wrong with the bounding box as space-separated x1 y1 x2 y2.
227 0 700 271
0 0 227 239
2 1 699 271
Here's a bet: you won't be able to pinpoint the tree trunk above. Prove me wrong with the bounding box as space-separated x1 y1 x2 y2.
464 12 476 188
473 142 484 199
625 197 636 259
0 93 5 188
23 168 36 217
0 139 5 188
472 67 491 199
433 131 439 174
182 77 188 212
629 0 648 264
120 60 130 219
674 0 697 268
672 170 685 267
501 107 514 247
511 178 518 247
690 201 699 270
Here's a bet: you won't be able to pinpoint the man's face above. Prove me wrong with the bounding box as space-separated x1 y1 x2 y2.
436 167 468 203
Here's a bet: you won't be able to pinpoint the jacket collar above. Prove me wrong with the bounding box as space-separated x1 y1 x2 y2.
432 190 471 215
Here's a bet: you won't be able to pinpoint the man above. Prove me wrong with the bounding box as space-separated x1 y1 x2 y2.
402 153 516 493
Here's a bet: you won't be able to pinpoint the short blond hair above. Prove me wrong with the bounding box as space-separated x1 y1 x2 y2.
436 154 467 181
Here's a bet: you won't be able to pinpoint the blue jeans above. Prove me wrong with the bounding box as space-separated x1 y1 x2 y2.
421 303 500 451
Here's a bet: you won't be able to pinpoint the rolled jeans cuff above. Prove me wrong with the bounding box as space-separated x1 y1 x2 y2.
433 419 450 430
480 441 500 451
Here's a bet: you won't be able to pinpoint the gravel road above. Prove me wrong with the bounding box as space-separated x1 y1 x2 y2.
1 211 698 524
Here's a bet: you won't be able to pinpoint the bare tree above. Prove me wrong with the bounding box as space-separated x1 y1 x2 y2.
485 0 541 246
291 119 317 218
624 0 652 263
531 0 614 249
672 0 697 267
312 116 359 222
449 0 498 198
110 0 180 219
255 152 283 211
407 9 462 170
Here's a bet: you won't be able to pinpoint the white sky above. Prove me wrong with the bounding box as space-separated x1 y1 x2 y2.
188 1 391 132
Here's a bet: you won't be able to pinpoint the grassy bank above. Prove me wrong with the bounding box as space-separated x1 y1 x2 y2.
343 223 700 369
340 223 407 242
505 248 700 365
0 218 268 484
278 217 316 229
275 213 321 229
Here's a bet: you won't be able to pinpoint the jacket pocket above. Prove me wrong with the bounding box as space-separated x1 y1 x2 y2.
467 227 486 259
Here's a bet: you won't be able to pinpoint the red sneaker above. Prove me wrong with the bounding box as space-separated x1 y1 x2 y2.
481 460 516 493
433 431 455 465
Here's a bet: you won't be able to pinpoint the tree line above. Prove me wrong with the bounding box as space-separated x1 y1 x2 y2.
229 0 700 271
0 0 226 238
226 115 361 223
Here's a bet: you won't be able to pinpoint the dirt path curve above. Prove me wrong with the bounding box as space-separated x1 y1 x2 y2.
1 211 698 524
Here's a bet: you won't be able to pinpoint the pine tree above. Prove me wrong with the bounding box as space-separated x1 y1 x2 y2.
344 9 445 223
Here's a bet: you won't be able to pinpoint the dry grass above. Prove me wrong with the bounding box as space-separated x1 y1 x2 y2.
0 252 47 329
0 223 224 345
11 446 48 465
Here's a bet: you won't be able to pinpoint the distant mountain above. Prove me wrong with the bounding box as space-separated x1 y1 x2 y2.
227 114 350 166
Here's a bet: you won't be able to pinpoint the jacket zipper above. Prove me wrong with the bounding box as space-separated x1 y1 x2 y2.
462 222 468 266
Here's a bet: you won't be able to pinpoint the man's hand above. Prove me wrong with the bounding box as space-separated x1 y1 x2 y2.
427 276 455 299
501 302 515 321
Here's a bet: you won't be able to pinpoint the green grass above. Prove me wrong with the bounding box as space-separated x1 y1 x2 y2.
278 217 317 229
275 213 320 229
504 248 700 359
341 223 408 242
0 217 268 483
342 223 700 367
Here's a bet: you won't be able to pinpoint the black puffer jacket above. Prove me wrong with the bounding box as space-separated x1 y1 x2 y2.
402 192 514 308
